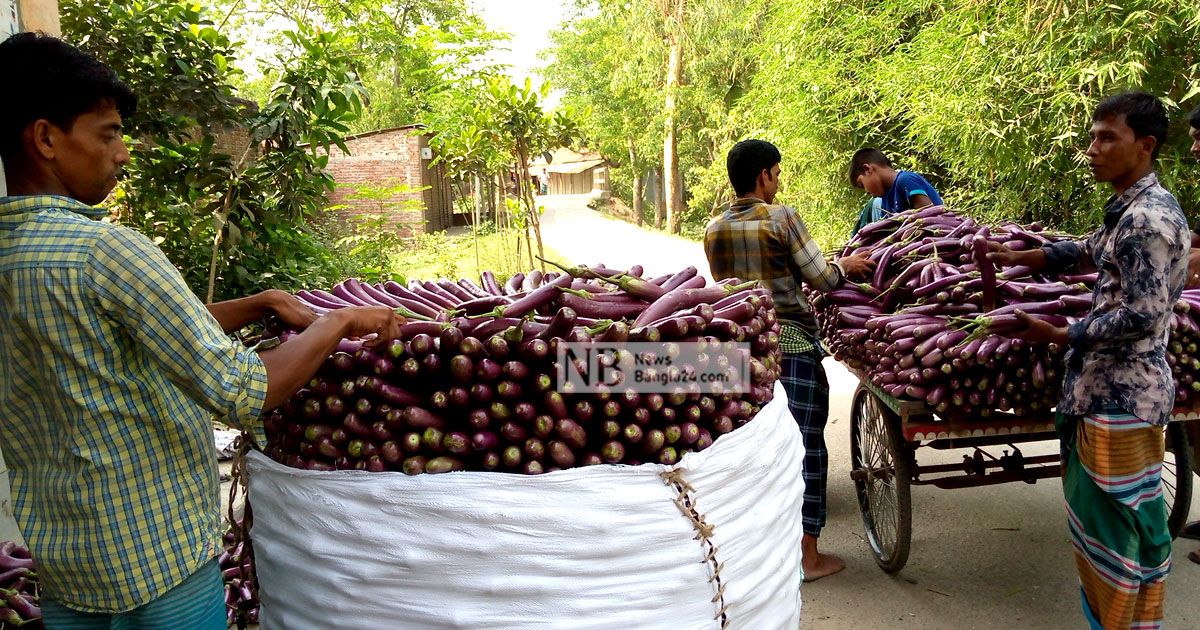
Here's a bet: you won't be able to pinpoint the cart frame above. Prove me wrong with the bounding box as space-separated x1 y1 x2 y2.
847 371 1196 573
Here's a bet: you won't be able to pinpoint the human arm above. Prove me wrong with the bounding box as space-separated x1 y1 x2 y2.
987 236 1096 275
257 306 402 410
87 228 400 433
206 289 317 334
909 193 934 209
1187 248 1200 289
998 309 1069 346
987 244 1049 271
785 209 874 290
895 172 941 210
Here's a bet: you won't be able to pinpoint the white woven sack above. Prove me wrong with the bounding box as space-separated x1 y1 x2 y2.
247 381 803 629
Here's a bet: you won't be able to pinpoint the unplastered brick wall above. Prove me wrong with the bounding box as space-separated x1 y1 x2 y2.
323 128 428 238
211 125 255 163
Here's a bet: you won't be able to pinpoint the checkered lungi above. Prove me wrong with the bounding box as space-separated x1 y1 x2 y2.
780 350 829 537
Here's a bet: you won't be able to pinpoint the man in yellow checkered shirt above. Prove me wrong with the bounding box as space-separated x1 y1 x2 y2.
0 34 404 627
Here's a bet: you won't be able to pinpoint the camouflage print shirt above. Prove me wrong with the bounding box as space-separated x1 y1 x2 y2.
1042 172 1189 425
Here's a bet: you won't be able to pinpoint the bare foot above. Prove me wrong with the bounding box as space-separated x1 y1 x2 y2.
802 552 846 582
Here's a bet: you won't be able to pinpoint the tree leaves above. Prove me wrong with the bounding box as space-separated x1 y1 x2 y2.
61 0 370 301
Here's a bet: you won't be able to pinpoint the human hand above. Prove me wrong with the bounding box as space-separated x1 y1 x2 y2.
985 242 1024 268
1186 249 1200 290
329 306 404 346
263 289 318 330
999 309 1068 345
838 253 876 280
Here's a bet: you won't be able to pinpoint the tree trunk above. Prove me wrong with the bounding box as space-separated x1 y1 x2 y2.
663 0 685 234
473 173 482 271
629 139 644 227
516 145 545 270
655 164 665 230
496 170 506 228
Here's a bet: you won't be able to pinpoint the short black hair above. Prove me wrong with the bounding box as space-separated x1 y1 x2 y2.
1093 91 1168 159
848 148 891 187
1188 103 1200 130
0 33 136 162
727 139 781 196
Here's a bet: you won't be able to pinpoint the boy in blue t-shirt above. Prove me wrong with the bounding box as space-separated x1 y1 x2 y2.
848 149 943 233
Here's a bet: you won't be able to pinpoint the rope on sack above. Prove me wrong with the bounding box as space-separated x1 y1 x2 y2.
226 433 255 540
225 433 256 630
660 468 730 628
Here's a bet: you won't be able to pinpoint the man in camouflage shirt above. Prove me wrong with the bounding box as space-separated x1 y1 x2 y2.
992 92 1187 629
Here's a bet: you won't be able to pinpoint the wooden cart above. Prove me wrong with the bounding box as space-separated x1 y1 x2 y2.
847 371 1196 573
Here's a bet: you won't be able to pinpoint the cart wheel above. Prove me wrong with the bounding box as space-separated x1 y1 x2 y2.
1164 422 1193 539
850 386 912 573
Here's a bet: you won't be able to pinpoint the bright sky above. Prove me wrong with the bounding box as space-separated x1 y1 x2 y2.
473 0 572 105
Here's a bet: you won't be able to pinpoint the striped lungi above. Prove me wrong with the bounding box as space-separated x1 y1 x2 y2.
1059 408 1171 630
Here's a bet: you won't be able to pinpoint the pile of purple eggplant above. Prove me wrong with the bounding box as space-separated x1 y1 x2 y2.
220 524 257 626
0 542 41 629
813 205 1200 419
262 263 782 474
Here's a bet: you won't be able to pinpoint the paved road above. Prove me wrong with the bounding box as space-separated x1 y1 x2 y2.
539 193 1200 629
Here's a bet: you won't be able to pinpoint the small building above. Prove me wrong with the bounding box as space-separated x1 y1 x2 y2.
320 125 455 237
531 148 610 196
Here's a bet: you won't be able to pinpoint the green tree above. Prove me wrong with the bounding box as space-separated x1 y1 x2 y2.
424 75 579 269
222 0 503 132
545 0 665 227
62 0 368 301
736 0 1200 245
545 0 766 234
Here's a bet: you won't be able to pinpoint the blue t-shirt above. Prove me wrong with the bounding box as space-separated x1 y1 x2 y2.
881 170 942 215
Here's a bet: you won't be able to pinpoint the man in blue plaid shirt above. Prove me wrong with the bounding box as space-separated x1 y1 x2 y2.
705 139 873 581
0 34 404 627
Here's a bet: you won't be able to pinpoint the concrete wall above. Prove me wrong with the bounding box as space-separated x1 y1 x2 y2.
18 0 58 34
0 0 61 196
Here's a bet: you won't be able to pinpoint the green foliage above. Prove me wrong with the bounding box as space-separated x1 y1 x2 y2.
387 227 565 283
736 0 1200 245
545 0 766 227
221 0 504 132
332 181 427 283
424 74 580 266
62 0 368 300
549 0 1200 248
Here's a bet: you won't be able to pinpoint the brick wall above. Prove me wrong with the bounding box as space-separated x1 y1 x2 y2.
322 128 429 238
211 125 255 164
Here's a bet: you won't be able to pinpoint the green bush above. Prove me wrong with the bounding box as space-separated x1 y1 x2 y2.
729 0 1200 245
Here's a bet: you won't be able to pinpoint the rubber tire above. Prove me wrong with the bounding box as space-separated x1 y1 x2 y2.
1165 421 1193 539
850 387 913 573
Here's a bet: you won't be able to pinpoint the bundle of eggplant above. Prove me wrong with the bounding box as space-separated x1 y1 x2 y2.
220 523 258 626
262 263 781 474
812 205 1200 420
0 542 41 629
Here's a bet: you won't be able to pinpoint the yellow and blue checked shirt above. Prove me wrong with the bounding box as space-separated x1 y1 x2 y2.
0 195 269 612
704 196 845 354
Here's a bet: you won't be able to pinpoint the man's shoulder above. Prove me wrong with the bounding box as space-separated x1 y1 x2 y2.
896 170 936 189
1122 184 1187 234
709 200 794 224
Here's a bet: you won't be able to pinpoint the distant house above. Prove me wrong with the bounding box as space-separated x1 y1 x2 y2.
320 125 456 237
530 148 610 196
